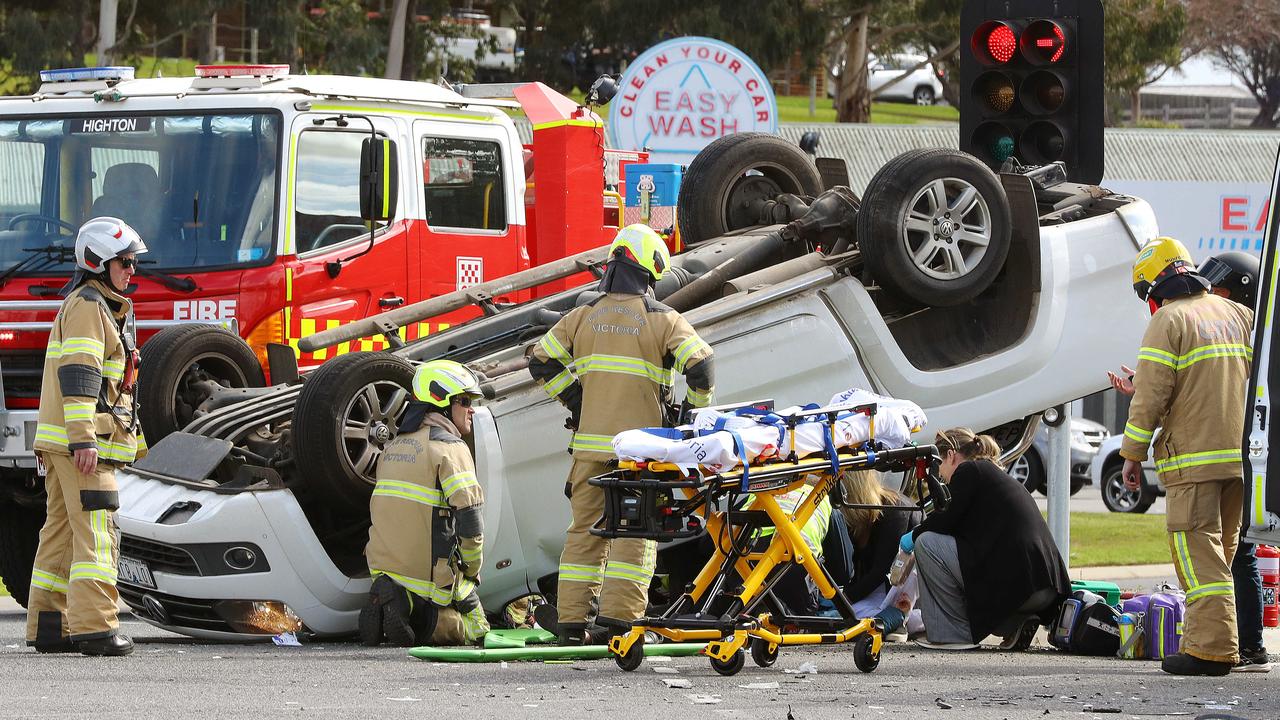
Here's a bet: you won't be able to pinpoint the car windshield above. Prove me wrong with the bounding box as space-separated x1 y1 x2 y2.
0 112 280 274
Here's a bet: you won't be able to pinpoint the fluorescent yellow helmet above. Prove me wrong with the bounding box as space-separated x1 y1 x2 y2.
609 223 670 281
411 360 482 408
1132 236 1196 302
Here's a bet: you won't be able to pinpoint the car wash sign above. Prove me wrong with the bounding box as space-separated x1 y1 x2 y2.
609 37 777 165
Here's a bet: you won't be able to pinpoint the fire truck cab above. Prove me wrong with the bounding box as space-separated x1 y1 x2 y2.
0 64 631 604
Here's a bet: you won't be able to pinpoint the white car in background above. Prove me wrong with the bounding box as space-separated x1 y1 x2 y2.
828 53 946 105
1090 433 1163 513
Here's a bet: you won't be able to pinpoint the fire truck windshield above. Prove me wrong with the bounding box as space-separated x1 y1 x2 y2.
0 111 280 276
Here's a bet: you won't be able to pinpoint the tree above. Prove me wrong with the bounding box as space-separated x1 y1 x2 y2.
1189 0 1280 128
1103 0 1192 124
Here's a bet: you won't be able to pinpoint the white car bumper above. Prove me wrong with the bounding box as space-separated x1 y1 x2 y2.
115 470 369 640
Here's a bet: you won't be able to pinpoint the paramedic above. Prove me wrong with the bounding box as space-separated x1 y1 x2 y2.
904 428 1070 651
839 470 921 637
1120 237 1253 675
528 224 715 645
26 217 147 657
360 360 489 647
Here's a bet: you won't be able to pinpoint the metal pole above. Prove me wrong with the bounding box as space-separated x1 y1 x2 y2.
1046 404 1072 570
809 74 817 118
250 28 259 64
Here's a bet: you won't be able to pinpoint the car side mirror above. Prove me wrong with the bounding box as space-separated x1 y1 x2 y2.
360 136 399 222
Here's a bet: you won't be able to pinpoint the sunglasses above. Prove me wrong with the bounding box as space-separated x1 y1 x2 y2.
453 396 474 408
115 257 137 269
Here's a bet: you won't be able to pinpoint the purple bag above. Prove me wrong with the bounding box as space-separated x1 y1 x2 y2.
1119 592 1185 659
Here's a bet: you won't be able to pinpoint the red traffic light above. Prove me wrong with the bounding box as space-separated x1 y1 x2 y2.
972 21 1019 64
1021 19 1067 64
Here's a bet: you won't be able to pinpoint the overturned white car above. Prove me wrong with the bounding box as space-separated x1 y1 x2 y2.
114 135 1157 639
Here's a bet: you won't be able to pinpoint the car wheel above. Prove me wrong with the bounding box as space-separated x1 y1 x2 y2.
677 132 823 244
1100 464 1155 513
914 86 936 105
292 352 415 510
0 499 43 608
1008 448 1045 494
856 148 1012 307
137 324 266 443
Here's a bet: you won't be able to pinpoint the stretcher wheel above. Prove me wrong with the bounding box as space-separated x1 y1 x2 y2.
614 640 645 672
710 649 746 676
749 638 778 668
853 634 880 673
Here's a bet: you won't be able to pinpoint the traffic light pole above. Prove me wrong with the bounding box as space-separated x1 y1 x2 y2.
1047 405 1072 570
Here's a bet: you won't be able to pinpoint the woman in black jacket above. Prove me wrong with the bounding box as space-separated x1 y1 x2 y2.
906 428 1071 650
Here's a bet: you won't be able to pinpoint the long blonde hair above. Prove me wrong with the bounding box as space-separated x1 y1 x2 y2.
839 469 901 546
934 427 1002 461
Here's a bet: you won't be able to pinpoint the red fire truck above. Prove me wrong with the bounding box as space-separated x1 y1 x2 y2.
0 64 642 604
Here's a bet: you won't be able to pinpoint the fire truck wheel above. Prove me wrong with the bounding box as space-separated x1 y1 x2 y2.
856 148 1012 307
0 499 43 608
138 325 265 443
677 132 823 244
292 352 416 509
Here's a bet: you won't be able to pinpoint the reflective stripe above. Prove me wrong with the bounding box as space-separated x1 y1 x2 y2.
96 438 139 463
672 336 711 373
603 559 653 584
69 562 117 585
102 360 125 381
370 569 451 604
543 369 576 397
1256 474 1268 527
372 479 447 507
459 543 482 564
685 386 713 408
1185 580 1233 604
576 354 672 385
539 332 573 365
440 471 478 497
1139 343 1252 371
570 433 614 454
30 568 68 594
460 604 489 642
91 510 112 567
1137 346 1177 368
1156 448 1242 473
1173 531 1198 588
558 562 603 584
1123 422 1153 444
48 337 105 359
35 423 68 445
63 401 95 422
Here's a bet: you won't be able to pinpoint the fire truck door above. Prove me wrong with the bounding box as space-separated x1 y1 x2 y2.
286 119 411 361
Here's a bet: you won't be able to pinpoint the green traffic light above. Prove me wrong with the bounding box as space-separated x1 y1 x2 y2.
992 135 1015 162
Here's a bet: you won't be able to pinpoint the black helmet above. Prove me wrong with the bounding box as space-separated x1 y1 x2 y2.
1199 251 1260 309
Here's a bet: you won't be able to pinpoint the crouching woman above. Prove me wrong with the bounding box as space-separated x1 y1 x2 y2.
905 428 1070 650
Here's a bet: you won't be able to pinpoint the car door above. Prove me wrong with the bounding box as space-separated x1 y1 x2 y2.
867 56 892 95
1243 144 1280 545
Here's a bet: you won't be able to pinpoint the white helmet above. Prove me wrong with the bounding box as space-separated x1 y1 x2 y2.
75 217 147 274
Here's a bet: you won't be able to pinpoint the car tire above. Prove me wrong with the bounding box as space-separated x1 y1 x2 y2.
0 500 43 608
856 148 1012 307
1009 448 1045 494
914 86 936 105
677 132 823 245
292 352 415 509
138 324 265 443
1100 464 1155 513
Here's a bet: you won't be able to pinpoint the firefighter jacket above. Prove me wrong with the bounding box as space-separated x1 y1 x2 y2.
366 411 484 608
528 292 715 462
34 278 144 464
1120 291 1253 486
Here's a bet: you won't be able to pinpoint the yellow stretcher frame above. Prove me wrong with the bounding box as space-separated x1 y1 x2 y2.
590 404 939 676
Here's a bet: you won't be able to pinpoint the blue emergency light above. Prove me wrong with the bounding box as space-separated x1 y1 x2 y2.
38 67 135 83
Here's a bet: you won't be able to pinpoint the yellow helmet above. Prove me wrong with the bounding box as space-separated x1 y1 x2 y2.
1132 236 1197 301
609 224 670 281
411 360 482 408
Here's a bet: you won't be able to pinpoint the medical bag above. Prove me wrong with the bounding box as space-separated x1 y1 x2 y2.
1117 591 1185 659
1049 590 1121 656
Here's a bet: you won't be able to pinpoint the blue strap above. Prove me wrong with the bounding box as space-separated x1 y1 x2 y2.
820 417 840 477
725 428 750 491
637 427 684 440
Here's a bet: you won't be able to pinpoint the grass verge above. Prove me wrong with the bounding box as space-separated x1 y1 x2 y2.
1063 511 1169 567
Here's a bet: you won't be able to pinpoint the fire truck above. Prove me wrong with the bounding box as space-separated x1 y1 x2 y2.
0 64 642 605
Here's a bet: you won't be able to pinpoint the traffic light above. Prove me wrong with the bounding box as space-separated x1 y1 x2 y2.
960 0 1103 184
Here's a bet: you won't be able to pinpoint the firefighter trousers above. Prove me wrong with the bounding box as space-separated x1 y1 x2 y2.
556 458 657 625
25 452 121 645
1164 477 1242 664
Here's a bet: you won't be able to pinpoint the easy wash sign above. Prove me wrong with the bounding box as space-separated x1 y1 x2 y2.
609 37 778 165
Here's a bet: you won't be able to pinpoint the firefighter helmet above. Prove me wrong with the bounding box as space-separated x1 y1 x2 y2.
75 217 147 274
411 360 482 408
1131 236 1198 302
608 224 670 281
1199 251 1259 309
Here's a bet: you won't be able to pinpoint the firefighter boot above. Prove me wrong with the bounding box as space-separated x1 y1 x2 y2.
78 633 134 657
358 581 386 647
369 575 416 647
409 597 439 645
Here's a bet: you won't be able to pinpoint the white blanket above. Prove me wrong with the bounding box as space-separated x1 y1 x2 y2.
612 388 926 473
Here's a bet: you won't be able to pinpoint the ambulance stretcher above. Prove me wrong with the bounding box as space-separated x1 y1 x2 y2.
588 401 945 675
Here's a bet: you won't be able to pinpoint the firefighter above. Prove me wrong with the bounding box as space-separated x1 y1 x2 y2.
527 224 715 644
26 217 147 657
360 359 489 647
1120 237 1254 676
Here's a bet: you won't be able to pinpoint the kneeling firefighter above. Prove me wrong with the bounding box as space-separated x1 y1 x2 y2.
26 217 147 657
528 224 716 644
360 360 489 647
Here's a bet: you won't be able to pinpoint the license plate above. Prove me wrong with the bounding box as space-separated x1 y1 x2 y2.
117 556 155 589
